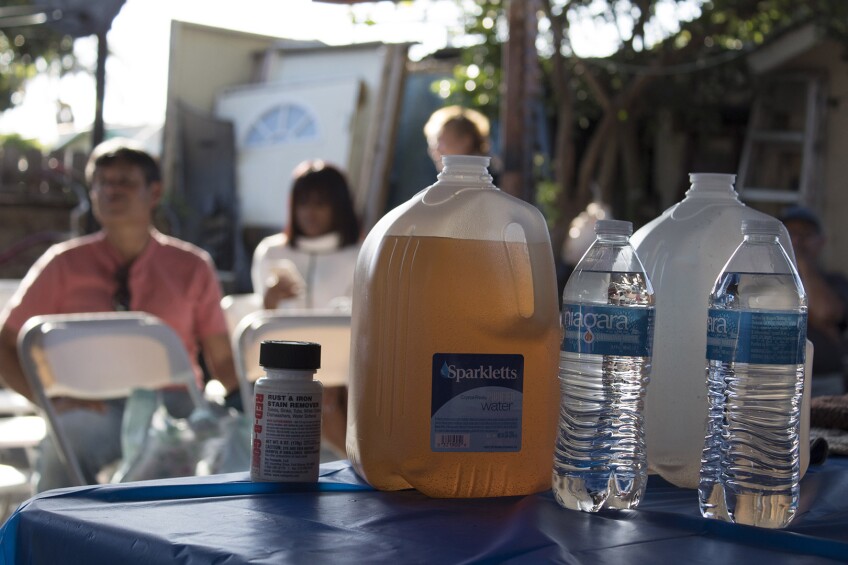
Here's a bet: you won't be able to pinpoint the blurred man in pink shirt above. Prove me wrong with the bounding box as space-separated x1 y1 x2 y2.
0 140 240 491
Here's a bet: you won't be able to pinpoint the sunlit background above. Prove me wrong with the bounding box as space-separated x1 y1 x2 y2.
0 0 702 146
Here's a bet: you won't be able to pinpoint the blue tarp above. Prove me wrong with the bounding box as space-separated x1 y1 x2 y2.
2 458 847 564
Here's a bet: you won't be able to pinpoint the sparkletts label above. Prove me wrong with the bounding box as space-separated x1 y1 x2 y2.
431 353 523 452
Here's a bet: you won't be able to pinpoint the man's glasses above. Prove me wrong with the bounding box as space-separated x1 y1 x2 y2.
113 265 131 311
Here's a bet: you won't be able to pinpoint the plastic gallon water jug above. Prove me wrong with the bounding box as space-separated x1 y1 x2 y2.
346 155 561 498
630 172 809 489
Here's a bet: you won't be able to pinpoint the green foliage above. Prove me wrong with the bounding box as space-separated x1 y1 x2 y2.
433 0 504 122
442 0 848 120
0 0 75 112
437 0 848 224
0 132 42 152
535 178 561 228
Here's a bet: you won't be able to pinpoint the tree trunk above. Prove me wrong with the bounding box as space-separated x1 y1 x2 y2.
500 0 540 201
543 0 577 256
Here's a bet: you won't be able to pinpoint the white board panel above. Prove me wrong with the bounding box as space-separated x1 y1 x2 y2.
215 78 361 228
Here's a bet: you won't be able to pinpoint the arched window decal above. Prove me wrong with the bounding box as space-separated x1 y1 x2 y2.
244 103 318 147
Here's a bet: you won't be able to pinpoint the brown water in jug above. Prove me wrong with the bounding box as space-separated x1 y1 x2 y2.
347 222 560 496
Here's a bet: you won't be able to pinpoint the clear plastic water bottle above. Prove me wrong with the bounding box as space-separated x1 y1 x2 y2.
699 219 807 528
553 219 655 512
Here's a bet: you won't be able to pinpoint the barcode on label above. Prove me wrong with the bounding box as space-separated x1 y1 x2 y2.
436 433 469 449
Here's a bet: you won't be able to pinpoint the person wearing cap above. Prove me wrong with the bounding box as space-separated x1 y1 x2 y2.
781 206 848 394
0 139 241 491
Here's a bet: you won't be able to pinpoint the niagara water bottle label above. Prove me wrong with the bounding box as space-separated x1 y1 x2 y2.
706 309 807 365
430 353 523 452
561 303 655 357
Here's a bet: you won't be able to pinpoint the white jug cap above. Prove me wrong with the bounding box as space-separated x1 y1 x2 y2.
689 172 736 184
441 154 491 169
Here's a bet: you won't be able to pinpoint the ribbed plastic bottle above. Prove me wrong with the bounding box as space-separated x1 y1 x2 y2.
553 220 655 512
699 219 807 528
346 155 561 498
630 172 810 489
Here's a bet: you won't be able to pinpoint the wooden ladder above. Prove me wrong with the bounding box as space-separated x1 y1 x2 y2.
736 73 826 209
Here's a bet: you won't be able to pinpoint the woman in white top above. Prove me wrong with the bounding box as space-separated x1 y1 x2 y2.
251 160 360 459
251 160 361 311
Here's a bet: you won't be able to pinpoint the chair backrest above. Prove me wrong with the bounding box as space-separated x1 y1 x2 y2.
220 293 263 337
17 312 203 485
18 312 201 401
0 279 20 312
233 310 351 412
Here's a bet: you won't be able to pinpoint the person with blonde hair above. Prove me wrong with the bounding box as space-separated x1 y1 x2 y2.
423 105 491 171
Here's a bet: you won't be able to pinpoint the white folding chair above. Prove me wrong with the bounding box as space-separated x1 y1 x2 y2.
0 373 45 511
0 463 29 521
220 293 263 337
17 312 204 486
232 310 352 411
0 389 42 522
0 389 43 460
0 279 21 312
0 389 37 416
0 414 47 520
0 415 46 452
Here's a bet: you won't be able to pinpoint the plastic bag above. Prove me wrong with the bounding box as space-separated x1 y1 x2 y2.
112 389 251 483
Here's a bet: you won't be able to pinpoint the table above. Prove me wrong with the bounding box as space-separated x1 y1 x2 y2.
2 458 847 564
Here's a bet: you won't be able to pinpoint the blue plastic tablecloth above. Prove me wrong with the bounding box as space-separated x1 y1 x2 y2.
2 458 848 564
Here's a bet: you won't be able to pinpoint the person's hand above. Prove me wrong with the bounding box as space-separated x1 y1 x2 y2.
263 270 304 309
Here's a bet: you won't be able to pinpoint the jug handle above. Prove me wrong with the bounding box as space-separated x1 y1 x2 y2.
504 222 534 319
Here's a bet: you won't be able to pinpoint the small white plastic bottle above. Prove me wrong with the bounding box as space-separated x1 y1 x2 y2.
251 340 323 482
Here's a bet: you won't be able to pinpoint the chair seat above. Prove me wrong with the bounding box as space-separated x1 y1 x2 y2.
0 463 32 522
0 389 36 416
0 464 28 490
0 416 47 449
